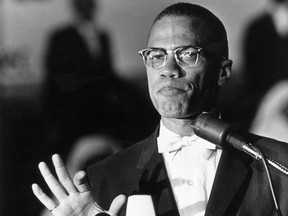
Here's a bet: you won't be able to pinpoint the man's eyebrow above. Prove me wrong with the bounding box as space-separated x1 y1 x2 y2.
147 46 162 49
147 44 202 50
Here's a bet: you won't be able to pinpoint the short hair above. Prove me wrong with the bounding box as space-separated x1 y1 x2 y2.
152 2 229 58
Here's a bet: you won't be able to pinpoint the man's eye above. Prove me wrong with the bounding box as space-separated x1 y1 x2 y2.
151 54 162 60
149 52 164 60
180 51 197 59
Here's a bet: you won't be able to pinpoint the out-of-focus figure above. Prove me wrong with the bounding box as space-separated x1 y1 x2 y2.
250 80 288 142
242 0 288 123
42 0 114 158
45 0 113 82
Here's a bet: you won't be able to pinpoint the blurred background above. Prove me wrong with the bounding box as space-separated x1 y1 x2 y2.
1 0 288 215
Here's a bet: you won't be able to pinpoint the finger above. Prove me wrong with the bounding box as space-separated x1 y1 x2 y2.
38 161 67 200
73 170 89 193
108 194 127 215
52 154 77 194
32 183 58 211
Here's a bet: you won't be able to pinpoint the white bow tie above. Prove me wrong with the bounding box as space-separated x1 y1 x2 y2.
157 135 217 159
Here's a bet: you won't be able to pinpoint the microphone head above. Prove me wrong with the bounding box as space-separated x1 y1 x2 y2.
191 112 231 146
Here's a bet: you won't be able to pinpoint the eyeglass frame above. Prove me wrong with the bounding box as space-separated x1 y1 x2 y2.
138 45 203 70
138 45 221 70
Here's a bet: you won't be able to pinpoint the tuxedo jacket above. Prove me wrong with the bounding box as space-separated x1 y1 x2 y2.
43 25 115 139
87 126 288 216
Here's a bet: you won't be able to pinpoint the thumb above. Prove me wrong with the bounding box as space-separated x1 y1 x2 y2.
108 194 127 215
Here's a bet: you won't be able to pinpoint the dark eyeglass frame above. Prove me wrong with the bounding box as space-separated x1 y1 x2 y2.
138 45 203 70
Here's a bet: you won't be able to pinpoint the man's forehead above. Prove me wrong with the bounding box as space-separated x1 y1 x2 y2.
148 15 227 57
147 16 203 47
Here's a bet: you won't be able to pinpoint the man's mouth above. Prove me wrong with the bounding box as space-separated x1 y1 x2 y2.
158 86 186 95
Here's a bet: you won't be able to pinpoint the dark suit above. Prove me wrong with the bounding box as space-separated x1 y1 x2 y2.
242 13 288 122
43 24 114 122
42 25 115 157
45 25 113 85
87 125 288 216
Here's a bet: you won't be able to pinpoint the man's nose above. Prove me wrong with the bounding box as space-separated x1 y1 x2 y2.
159 56 182 78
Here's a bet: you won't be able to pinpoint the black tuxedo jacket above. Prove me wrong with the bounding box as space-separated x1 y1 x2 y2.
87 126 288 216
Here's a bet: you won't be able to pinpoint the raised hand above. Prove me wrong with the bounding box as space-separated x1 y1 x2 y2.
32 154 126 216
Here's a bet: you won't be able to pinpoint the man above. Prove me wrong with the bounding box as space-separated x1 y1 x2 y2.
32 3 288 216
242 0 288 125
43 0 114 157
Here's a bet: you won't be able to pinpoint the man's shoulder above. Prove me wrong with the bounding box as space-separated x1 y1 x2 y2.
244 132 288 167
48 25 78 42
87 129 158 176
245 132 288 150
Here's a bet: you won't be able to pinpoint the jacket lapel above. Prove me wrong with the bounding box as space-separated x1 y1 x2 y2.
136 126 180 216
206 147 252 216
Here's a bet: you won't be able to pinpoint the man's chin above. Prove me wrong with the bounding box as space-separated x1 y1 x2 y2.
158 107 202 119
158 109 189 119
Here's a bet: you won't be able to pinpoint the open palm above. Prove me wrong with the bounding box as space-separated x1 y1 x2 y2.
32 154 126 216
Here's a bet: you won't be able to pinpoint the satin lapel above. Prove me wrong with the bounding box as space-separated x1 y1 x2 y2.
206 147 252 216
136 125 180 216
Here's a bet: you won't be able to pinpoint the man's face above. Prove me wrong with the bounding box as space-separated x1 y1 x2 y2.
74 0 95 21
146 16 224 119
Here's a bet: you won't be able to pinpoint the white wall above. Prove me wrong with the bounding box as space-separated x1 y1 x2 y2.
0 0 267 86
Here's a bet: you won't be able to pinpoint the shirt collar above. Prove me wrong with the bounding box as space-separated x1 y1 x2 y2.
157 120 219 153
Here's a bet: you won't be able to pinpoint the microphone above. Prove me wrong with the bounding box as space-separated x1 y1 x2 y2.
191 112 262 160
191 113 288 216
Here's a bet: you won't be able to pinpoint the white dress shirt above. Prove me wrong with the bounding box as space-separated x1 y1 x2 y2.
77 22 101 56
157 121 222 216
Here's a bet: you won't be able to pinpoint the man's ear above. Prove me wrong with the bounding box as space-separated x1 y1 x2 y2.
217 59 232 86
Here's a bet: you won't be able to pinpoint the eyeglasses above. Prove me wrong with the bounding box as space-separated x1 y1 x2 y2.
138 45 203 70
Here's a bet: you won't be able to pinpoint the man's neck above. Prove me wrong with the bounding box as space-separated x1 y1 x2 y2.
161 109 219 136
161 118 195 137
